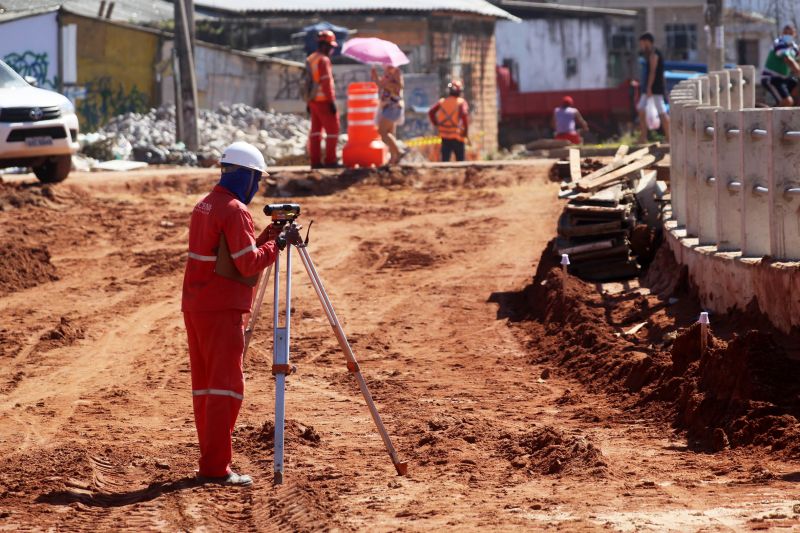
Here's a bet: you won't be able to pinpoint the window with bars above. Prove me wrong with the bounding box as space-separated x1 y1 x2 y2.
665 23 698 61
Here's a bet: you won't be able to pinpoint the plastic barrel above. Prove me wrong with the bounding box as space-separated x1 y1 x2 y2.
342 82 386 168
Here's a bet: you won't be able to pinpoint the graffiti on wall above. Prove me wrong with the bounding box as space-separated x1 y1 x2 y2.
77 76 149 130
3 51 57 88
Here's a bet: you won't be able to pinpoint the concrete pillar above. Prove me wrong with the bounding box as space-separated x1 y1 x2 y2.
740 109 773 258
670 100 699 226
684 104 700 237
738 65 756 109
770 108 800 260
714 109 744 251
728 68 743 111
695 106 720 245
707 73 720 108
700 76 712 106
711 70 730 110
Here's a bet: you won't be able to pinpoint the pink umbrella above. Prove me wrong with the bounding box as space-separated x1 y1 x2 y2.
341 37 410 67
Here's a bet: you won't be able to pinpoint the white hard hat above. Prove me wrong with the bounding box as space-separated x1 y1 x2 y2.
220 142 267 172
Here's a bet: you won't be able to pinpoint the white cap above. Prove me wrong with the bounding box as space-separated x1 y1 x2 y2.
561 254 570 266
220 142 267 172
699 311 710 325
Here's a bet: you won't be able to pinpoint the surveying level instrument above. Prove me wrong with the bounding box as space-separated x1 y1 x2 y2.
242 203 408 485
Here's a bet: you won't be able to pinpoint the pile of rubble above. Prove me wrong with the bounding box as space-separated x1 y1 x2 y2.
80 104 311 167
554 145 667 281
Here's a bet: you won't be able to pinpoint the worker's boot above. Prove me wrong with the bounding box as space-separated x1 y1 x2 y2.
197 471 253 487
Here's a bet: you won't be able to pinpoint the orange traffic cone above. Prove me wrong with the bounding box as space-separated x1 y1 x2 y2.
343 82 386 168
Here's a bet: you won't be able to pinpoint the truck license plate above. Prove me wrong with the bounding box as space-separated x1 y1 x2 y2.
25 136 53 147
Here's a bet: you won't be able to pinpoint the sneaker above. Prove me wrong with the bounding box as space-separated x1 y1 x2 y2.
197 471 253 487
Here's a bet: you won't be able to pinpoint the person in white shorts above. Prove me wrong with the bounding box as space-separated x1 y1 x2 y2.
637 32 670 144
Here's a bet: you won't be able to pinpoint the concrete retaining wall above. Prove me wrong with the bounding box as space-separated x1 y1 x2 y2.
666 67 800 333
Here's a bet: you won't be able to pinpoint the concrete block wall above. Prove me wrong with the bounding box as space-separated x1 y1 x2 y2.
666 67 800 333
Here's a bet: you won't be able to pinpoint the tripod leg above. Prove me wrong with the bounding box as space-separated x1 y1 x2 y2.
272 248 293 485
242 264 273 362
294 245 408 476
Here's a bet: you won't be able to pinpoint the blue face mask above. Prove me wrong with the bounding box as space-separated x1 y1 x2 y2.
218 164 261 205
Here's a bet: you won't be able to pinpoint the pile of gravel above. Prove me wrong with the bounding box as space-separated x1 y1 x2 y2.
81 104 311 166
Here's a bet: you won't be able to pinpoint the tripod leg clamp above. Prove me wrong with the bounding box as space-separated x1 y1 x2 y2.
272 364 296 376
346 361 360 373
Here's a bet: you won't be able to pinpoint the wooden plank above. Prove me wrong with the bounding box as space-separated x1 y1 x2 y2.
572 145 652 188
613 145 629 161
568 148 581 182
558 220 623 238
565 204 627 214
576 154 657 193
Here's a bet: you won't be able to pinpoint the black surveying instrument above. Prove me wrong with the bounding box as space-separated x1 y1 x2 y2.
243 203 407 485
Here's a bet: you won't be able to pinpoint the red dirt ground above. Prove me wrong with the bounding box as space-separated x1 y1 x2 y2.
0 163 799 531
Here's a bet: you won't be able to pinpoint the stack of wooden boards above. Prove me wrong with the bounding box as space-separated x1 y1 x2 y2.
555 145 664 281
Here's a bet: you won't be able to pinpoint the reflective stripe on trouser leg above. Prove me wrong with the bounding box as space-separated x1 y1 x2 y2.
184 310 246 478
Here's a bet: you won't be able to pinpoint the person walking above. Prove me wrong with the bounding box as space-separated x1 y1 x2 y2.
637 32 670 144
761 25 800 107
305 30 340 168
428 80 469 162
552 96 588 145
371 65 405 165
182 142 282 486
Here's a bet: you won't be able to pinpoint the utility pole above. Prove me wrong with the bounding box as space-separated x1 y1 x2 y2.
705 0 725 72
174 0 199 151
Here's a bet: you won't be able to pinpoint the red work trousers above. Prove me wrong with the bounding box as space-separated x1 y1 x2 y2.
184 310 245 477
308 100 340 166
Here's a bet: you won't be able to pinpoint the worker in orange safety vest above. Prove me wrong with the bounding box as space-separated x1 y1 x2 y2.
428 80 470 162
304 30 340 168
182 142 283 487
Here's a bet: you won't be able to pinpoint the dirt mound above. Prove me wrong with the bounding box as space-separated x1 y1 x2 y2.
0 328 25 358
38 317 85 349
0 181 60 210
513 240 800 457
236 419 322 456
357 240 443 271
132 249 185 277
0 243 58 295
498 426 608 476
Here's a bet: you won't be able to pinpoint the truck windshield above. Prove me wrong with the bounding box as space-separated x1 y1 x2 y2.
0 61 29 89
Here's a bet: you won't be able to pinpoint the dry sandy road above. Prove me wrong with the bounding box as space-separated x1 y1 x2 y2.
0 163 798 531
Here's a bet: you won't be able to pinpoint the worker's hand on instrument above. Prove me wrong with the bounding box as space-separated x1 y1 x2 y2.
276 234 288 251
329 102 337 115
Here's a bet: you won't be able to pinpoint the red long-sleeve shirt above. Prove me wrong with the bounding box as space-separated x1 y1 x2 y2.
182 186 278 313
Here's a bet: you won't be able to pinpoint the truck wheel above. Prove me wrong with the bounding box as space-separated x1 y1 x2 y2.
33 155 72 183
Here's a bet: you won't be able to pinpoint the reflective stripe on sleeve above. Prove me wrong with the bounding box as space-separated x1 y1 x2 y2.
188 252 217 262
231 244 256 259
192 388 244 400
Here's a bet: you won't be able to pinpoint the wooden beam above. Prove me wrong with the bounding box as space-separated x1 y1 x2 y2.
573 145 652 188
576 154 657 193
568 148 582 182
613 145 629 161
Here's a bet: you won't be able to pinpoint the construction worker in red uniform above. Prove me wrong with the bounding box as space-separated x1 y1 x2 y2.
306 30 340 168
428 80 470 162
182 142 282 486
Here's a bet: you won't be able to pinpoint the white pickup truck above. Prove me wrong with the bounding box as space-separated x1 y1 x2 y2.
0 59 79 183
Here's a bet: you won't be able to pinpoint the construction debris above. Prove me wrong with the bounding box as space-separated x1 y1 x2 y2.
80 104 312 167
555 145 665 281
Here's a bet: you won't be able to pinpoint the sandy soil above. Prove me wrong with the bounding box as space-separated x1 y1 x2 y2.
0 163 799 531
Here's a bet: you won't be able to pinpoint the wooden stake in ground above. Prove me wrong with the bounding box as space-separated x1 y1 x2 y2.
699 311 710 356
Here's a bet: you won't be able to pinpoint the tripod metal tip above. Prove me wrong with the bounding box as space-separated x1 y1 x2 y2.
394 462 408 476
273 471 284 485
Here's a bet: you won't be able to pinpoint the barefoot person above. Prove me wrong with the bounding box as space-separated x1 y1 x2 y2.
371 65 405 165
182 142 282 486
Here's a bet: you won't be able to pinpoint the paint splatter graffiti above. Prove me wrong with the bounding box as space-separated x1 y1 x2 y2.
3 51 57 88
78 76 149 130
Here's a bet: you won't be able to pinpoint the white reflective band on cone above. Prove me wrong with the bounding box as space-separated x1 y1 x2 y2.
349 106 378 114
192 388 244 400
231 244 256 259
188 252 217 262
348 93 377 101
348 120 375 126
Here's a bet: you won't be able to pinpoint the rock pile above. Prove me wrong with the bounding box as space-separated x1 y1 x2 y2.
81 104 311 166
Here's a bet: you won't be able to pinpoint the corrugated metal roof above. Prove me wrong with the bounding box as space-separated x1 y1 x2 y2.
195 0 520 21
498 1 636 17
0 0 179 23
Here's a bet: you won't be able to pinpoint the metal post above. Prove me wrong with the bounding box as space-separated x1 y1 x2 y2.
705 0 725 72
174 0 199 151
272 249 287 485
699 311 710 356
